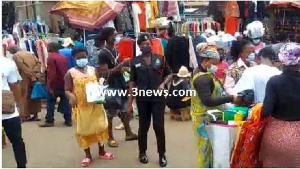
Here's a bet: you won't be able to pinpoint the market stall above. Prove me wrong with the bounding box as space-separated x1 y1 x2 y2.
265 1 300 41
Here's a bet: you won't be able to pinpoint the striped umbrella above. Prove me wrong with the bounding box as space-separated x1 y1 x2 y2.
50 1 124 30
265 1 300 9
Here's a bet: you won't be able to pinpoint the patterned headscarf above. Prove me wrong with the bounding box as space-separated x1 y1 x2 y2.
196 43 220 59
278 43 300 66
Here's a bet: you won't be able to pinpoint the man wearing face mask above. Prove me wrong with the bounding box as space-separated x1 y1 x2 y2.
128 34 172 167
191 43 241 167
245 21 266 54
234 47 282 103
97 27 138 148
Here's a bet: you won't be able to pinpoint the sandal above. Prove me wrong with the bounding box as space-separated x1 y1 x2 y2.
81 158 92 167
99 152 115 160
107 139 118 147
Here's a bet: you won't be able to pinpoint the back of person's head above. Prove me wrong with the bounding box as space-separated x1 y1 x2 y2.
230 39 252 62
48 42 60 53
7 45 21 54
99 27 116 42
276 32 288 42
72 47 87 57
257 46 278 61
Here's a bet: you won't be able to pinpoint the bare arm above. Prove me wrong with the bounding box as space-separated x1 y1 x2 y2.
64 71 76 106
9 82 21 105
128 81 136 109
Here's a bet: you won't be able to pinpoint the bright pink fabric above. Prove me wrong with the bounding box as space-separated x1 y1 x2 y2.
215 61 229 79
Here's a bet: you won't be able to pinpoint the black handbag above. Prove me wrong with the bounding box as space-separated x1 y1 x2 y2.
104 88 123 110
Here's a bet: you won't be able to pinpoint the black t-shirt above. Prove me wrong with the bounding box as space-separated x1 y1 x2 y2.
98 47 118 69
98 47 125 89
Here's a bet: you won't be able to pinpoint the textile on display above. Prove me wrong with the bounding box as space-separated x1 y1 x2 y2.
13 20 49 39
166 36 193 73
114 2 134 33
172 19 221 38
224 1 240 35
50 1 125 30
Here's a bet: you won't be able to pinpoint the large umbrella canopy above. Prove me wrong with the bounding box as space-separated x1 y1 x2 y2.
50 1 124 30
265 1 300 9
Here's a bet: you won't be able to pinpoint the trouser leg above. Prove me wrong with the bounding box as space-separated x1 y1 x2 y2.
59 94 72 123
45 91 56 123
3 117 27 168
136 101 151 153
151 102 166 155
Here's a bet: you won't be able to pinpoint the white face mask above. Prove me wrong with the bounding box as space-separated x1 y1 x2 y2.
247 53 256 62
76 58 88 68
208 65 218 74
252 38 261 45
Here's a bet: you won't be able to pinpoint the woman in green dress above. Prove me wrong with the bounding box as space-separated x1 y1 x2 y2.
191 43 240 167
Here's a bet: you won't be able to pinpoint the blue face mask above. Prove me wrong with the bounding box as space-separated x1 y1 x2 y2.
208 65 218 74
247 53 256 62
76 58 88 68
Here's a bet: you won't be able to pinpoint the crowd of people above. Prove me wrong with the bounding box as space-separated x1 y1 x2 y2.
2 21 300 168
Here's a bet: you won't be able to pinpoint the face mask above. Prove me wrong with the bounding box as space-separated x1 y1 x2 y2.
140 46 152 54
76 58 88 68
247 53 256 62
208 65 218 74
114 36 121 44
252 38 261 45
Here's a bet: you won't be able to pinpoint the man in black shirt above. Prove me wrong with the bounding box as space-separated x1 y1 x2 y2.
98 27 138 148
128 34 172 167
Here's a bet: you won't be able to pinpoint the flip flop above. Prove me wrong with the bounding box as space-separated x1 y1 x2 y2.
81 158 92 167
99 152 115 160
107 139 118 147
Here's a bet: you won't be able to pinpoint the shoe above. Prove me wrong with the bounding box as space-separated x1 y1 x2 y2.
64 122 72 127
39 122 54 127
139 152 148 164
159 155 167 167
125 133 138 141
114 123 124 130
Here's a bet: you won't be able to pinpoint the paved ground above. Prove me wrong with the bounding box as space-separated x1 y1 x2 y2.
2 109 197 168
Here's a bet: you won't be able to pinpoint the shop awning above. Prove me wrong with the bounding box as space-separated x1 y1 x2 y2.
50 0 124 30
265 1 300 9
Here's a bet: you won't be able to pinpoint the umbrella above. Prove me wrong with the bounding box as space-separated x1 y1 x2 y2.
50 0 124 30
265 1 300 9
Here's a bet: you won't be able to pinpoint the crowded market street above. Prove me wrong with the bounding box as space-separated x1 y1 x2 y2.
2 1 300 168
2 108 197 168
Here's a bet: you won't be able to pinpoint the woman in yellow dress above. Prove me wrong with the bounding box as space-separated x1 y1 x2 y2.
64 47 114 167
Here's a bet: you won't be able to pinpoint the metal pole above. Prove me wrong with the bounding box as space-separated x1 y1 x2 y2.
83 29 86 46
32 1 37 20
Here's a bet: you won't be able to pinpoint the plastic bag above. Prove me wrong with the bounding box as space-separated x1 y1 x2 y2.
206 124 239 168
31 82 47 100
85 82 108 103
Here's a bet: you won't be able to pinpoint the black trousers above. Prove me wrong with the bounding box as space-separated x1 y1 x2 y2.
2 116 27 168
136 101 166 155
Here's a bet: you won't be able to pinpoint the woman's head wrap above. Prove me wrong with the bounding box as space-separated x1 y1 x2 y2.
196 43 220 59
278 43 300 66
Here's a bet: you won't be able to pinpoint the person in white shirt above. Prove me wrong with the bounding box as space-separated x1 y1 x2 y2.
234 47 282 103
1 56 27 168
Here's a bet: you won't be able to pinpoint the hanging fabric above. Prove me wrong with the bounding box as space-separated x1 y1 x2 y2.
224 1 240 35
118 38 135 61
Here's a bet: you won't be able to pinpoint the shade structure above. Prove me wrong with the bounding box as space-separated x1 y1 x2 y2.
265 1 300 9
50 1 124 30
